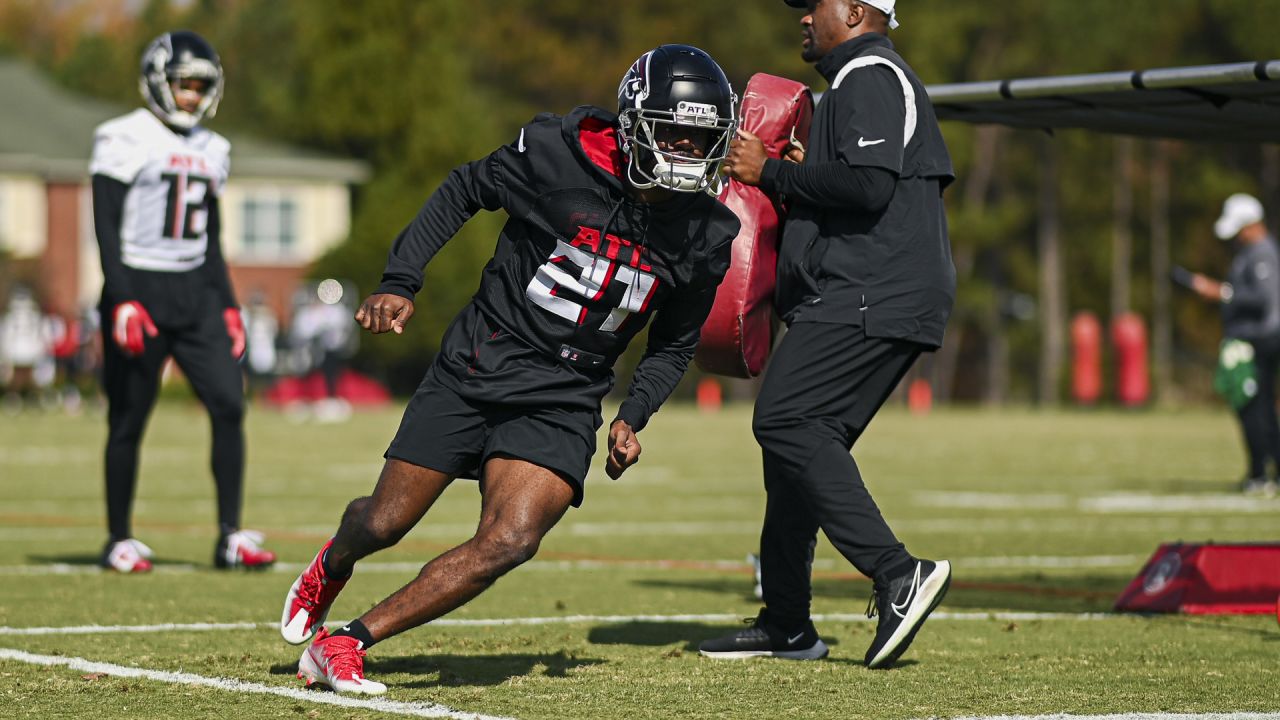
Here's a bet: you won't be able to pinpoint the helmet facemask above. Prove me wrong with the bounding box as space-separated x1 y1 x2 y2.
619 104 735 195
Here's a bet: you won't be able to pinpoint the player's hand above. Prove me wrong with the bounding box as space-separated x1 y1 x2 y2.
223 307 246 359
721 128 768 186
111 301 158 357
606 420 641 480
356 293 415 335
1191 273 1224 302
784 141 806 164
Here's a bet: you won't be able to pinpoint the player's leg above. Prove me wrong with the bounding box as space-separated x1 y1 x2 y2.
282 361 490 646
100 315 169 572
169 307 274 568
361 457 572 638
296 457 573 694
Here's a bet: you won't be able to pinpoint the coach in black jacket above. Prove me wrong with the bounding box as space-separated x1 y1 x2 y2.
703 0 955 668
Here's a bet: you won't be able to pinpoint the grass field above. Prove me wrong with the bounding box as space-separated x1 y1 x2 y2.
1 400 1278 719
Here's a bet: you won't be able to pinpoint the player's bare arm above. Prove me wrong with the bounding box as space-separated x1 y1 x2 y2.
606 419 641 480
355 293 414 335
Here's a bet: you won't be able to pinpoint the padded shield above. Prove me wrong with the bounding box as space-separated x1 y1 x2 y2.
695 74 813 378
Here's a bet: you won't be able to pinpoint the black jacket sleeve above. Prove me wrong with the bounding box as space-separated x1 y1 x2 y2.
203 195 237 308
92 174 136 306
613 280 719 433
375 153 513 300
759 159 896 212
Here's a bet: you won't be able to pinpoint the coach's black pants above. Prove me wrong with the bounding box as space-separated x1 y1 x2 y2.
101 302 245 540
753 322 921 625
1237 337 1280 480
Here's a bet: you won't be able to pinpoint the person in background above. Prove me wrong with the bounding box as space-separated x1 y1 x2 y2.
242 290 280 396
1191 193 1280 497
0 286 55 413
704 0 955 668
90 30 276 572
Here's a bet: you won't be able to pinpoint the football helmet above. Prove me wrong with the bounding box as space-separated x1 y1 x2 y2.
138 31 224 130
617 45 737 195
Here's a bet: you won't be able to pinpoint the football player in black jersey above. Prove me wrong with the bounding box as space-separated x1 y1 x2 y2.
91 31 275 574
280 45 741 694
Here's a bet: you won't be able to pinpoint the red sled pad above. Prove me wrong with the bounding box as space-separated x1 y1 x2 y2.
695 73 814 378
1113 542 1280 614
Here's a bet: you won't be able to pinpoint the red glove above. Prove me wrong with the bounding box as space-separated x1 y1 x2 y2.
223 307 245 359
112 301 158 356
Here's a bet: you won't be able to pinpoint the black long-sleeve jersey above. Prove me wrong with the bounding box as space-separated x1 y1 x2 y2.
376 106 740 431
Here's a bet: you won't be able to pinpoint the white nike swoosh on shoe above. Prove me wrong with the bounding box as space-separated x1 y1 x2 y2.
858 137 886 147
890 563 922 617
787 632 805 645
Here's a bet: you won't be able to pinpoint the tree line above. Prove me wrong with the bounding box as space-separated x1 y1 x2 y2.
2 0 1275 402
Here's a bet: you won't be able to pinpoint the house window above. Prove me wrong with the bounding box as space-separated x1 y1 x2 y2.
241 194 297 260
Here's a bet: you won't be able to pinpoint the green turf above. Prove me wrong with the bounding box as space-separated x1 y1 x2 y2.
1 402 1278 719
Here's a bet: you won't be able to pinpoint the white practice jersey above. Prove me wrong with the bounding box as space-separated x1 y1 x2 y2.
90 108 230 272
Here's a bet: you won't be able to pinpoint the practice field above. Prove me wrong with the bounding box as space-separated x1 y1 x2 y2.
1 401 1278 719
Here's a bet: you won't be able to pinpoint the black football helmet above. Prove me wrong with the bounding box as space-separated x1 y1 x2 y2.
138 31 224 130
617 45 737 195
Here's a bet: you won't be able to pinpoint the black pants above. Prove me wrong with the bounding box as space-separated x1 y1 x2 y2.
1237 338 1280 479
753 322 921 625
101 302 245 540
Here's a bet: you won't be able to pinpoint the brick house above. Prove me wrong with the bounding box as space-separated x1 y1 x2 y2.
0 58 369 323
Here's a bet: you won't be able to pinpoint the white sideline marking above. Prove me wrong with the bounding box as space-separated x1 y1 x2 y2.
0 553 1143 576
0 611 1113 636
939 714 1280 720
0 647 514 719
1081 493 1280 513
913 491 1280 515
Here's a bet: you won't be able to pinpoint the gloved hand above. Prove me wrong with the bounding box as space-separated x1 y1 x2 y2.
223 307 245 359
112 301 158 356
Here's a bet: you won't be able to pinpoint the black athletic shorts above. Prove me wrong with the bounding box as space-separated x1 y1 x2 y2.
385 304 608 507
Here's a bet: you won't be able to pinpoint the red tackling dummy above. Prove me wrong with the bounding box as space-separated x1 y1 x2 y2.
695 74 813 378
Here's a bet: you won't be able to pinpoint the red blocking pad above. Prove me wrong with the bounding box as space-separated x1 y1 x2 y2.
1114 543 1280 615
695 73 814 378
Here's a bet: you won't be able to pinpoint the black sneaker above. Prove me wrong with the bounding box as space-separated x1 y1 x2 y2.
699 611 829 660
864 559 951 669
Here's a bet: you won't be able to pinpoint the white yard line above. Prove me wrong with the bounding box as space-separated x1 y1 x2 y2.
0 647 514 720
0 611 1113 636
0 648 512 712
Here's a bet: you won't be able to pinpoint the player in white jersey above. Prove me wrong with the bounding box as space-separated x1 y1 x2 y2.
90 30 275 573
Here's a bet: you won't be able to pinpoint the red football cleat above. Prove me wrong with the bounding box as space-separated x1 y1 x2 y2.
297 627 386 695
215 529 277 569
281 539 349 645
101 538 154 573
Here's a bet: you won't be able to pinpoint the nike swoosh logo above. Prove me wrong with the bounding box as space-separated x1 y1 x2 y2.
516 129 527 153
891 564 922 617
787 632 805 645
858 137 886 147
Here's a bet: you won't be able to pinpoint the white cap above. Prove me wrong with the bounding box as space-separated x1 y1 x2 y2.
862 0 899 29
1215 193 1265 240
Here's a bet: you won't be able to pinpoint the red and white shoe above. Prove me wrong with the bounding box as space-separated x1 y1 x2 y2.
215 529 277 569
281 539 349 645
297 628 386 695
101 538 153 573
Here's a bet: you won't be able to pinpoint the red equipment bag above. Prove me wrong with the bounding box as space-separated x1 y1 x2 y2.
1114 542 1280 614
694 73 813 378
